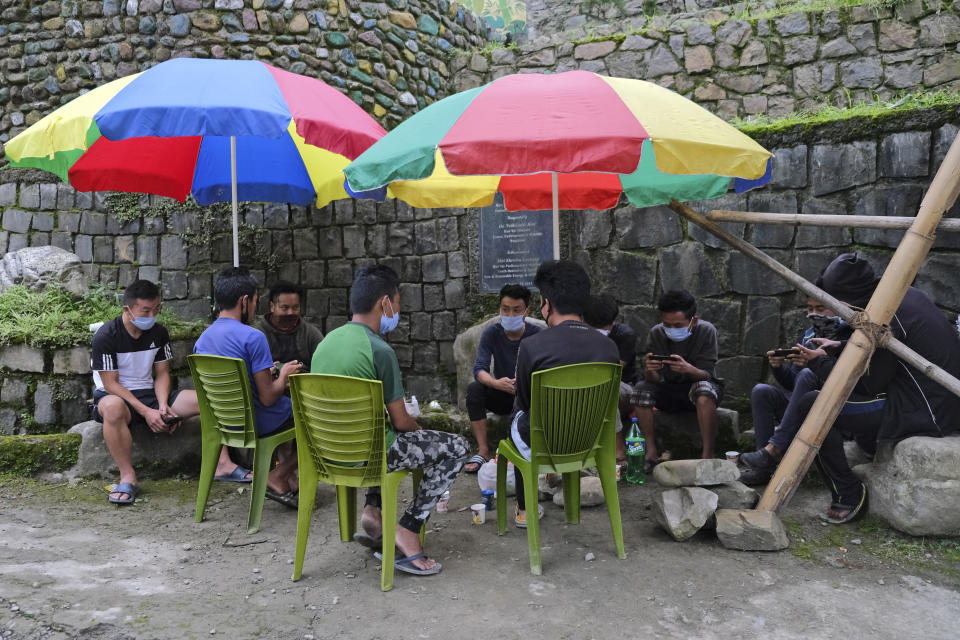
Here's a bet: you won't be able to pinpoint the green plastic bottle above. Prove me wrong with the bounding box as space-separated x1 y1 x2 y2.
625 417 646 485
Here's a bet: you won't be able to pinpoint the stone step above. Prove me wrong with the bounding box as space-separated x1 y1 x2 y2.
66 418 202 479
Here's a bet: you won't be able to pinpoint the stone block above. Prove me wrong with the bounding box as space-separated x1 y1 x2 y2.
650 407 740 461
1 378 29 404
0 184 16 206
159 236 186 269
574 41 615 60
653 459 740 487
2 209 32 233
915 253 960 310
421 253 446 283
659 242 727 298
32 213 54 232
389 223 414 255
810 141 877 196
653 487 719 541
852 185 925 248
840 58 883 88
0 345 45 373
880 131 930 178
79 212 107 235
717 355 764 397
796 198 852 247
415 221 438 254
709 481 759 510
595 250 657 305
689 193 748 248
578 209 612 248
66 418 202 479
33 382 56 424
615 205 682 249
19 184 40 209
743 297 780 357
699 299 742 356
0 409 19 435
551 475 606 508
748 192 797 247
770 145 807 189
53 347 90 374
783 36 818 65
715 509 789 551
161 270 188 299
444 278 465 309
918 12 960 47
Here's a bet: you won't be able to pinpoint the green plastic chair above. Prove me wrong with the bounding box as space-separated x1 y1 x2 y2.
496 362 626 575
189 354 296 535
288 373 423 592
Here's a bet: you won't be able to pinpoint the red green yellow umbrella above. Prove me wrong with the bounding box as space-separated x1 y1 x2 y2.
344 70 772 256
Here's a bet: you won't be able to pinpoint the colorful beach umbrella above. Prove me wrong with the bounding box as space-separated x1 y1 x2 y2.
4 58 387 266
344 70 772 257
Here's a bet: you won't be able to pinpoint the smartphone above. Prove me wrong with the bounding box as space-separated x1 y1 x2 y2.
162 415 182 426
648 354 677 361
771 348 800 357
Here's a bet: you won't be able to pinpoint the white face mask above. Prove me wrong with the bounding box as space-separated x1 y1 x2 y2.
664 321 693 342
500 314 525 332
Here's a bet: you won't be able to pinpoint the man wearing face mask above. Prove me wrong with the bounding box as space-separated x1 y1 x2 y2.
311 264 469 576
91 280 201 505
632 289 724 468
463 284 541 473
194 267 303 508
256 281 323 373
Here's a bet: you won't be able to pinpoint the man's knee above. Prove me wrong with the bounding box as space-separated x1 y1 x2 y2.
751 383 775 404
631 382 657 409
465 381 487 418
98 396 131 425
694 394 717 410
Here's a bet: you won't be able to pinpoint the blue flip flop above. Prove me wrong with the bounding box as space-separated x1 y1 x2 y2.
215 465 253 483
107 482 140 505
374 551 442 576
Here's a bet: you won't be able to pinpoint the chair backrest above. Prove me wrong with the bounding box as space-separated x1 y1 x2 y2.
187 354 258 448
289 373 386 488
528 362 622 471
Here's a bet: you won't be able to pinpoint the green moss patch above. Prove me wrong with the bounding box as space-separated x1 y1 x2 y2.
0 433 81 476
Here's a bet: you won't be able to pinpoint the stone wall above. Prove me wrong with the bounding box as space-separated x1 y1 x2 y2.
470 0 960 119
568 114 960 400
525 0 721 37
0 340 193 434
0 0 491 143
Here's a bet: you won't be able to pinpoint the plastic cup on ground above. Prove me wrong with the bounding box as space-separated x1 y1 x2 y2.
471 503 486 525
726 451 740 462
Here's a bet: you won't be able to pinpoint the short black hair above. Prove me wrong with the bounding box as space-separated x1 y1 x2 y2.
658 289 697 319
583 293 619 328
123 279 160 306
269 280 304 304
499 283 531 307
214 267 259 310
350 264 400 314
533 260 591 316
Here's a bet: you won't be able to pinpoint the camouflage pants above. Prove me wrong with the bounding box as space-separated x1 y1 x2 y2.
365 429 469 533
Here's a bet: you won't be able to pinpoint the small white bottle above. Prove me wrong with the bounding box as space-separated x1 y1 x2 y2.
436 490 450 513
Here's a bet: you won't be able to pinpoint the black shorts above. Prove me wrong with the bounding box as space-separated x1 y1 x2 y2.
92 387 181 428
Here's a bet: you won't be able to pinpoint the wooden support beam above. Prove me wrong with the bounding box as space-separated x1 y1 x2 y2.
707 210 960 231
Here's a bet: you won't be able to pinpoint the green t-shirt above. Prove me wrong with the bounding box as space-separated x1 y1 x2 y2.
310 322 404 447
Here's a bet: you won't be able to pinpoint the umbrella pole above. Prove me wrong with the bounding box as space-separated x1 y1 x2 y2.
551 172 559 259
230 135 239 268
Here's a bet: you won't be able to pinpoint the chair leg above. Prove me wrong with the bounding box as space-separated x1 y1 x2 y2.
336 486 357 542
194 434 222 523
246 442 274 535
597 456 626 560
292 476 319 581
496 454 510 535
562 472 581 524
380 472 404 592
522 467 543 576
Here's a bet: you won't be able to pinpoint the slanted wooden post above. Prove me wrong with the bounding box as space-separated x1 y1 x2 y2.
668 130 960 513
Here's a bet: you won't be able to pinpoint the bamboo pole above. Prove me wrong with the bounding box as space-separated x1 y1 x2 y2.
669 201 960 397
708 210 960 231
754 131 960 511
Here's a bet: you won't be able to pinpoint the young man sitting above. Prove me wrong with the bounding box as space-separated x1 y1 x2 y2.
91 280 201 505
510 260 620 527
255 280 324 372
311 264 468 575
631 289 724 468
193 267 303 509
463 284 541 473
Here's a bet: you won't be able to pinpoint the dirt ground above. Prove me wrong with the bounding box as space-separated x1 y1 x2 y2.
1 473 959 640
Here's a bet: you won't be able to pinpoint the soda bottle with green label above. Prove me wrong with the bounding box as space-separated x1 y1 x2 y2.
625 417 646 485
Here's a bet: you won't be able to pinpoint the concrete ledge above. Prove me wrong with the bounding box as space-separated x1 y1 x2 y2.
66 417 203 479
0 433 81 475
653 407 740 459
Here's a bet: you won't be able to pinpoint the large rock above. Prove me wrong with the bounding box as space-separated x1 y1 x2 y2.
653 487 718 541
452 316 547 411
652 458 740 487
650 408 741 461
710 481 759 510
0 246 88 297
715 509 789 551
855 436 960 536
551 475 606 508
66 418 202 479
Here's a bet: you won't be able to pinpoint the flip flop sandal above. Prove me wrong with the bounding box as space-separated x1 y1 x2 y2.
463 454 488 474
107 482 140 505
514 503 544 529
819 484 867 524
265 488 298 509
214 465 253 483
353 532 383 549
374 551 442 576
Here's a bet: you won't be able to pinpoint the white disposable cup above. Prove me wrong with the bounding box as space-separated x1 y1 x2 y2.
471 503 486 525
726 451 740 461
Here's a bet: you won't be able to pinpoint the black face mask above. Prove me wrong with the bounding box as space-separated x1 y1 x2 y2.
807 313 851 341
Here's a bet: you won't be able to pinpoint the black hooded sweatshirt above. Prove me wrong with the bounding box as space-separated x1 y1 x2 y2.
809 253 960 442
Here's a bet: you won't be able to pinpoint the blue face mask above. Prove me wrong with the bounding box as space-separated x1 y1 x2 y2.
379 298 399 335
131 315 156 331
500 315 525 332
664 322 692 342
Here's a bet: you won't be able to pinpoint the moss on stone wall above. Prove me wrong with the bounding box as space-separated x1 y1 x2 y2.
0 432 81 476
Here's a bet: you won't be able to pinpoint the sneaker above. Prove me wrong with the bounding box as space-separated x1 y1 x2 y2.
738 467 773 486
515 504 544 528
740 447 778 470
